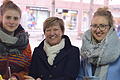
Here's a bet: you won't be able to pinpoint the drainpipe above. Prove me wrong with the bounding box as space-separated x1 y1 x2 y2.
88 0 94 26
51 0 55 17
104 0 109 6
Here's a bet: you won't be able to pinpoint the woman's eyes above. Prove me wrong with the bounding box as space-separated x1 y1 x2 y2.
6 16 11 19
46 29 59 32
14 17 19 20
6 16 19 20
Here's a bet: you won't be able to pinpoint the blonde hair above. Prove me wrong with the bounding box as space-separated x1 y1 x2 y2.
93 7 114 27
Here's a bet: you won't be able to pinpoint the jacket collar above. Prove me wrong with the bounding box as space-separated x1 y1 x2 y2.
34 35 73 65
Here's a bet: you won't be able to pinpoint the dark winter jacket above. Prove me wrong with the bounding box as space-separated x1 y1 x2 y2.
29 35 80 80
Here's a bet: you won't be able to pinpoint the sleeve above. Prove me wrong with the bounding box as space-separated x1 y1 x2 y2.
22 43 32 57
28 49 39 79
21 43 32 68
9 43 32 68
76 59 86 80
10 44 32 80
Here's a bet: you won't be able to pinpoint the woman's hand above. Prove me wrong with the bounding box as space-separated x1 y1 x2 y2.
8 76 17 80
24 75 42 80
24 75 35 80
36 78 42 80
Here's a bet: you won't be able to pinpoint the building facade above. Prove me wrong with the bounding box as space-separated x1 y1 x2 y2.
1 0 120 37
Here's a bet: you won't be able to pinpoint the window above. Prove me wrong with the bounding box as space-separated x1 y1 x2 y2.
109 0 120 5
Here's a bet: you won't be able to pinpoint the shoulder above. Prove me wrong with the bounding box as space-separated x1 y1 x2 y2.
64 45 80 57
71 46 80 52
32 41 44 55
71 46 80 54
14 24 25 35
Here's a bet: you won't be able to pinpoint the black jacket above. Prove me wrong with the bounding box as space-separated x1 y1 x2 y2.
29 35 80 80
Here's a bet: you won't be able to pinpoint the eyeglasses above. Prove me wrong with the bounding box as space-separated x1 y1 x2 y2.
90 24 109 31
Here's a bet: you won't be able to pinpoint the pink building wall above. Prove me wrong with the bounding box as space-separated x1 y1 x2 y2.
1 0 120 36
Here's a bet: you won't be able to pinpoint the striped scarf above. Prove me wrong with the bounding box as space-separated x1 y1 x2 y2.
0 25 31 78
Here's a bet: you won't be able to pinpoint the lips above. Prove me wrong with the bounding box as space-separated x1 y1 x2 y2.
96 33 103 37
8 25 15 27
49 35 57 39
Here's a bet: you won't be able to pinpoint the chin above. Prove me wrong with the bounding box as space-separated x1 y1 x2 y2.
8 28 16 32
49 42 59 46
7 30 15 32
96 38 103 42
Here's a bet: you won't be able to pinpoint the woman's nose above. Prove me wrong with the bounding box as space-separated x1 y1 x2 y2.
9 19 15 24
96 27 101 32
50 30 55 35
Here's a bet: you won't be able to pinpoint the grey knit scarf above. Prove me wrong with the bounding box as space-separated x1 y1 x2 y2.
81 27 120 80
0 28 29 55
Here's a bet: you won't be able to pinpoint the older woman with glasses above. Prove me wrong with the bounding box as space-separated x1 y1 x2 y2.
76 7 120 80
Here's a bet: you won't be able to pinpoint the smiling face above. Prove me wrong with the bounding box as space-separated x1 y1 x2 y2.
44 25 64 46
2 9 21 32
91 16 110 42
